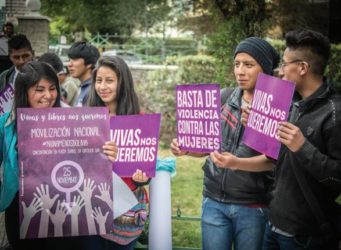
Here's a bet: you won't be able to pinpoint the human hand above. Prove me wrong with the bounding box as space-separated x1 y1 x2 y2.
70 195 85 236
240 105 251 127
210 151 238 169
34 184 59 211
103 141 118 162
50 200 68 226
78 178 96 204
21 197 43 220
92 207 109 234
50 200 68 237
277 121 305 152
170 138 188 156
132 169 149 183
94 182 112 207
71 195 85 217
20 197 43 238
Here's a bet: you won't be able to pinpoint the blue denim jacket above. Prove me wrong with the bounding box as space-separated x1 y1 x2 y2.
0 112 18 211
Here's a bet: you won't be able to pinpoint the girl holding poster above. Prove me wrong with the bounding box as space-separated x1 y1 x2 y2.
0 61 117 250
87 56 149 250
0 61 61 250
171 37 279 250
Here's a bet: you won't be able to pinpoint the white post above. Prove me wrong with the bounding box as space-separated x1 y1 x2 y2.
149 158 175 250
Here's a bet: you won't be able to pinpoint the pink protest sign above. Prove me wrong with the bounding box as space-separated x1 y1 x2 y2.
242 73 295 159
0 83 14 115
17 107 113 239
176 84 221 153
110 114 161 177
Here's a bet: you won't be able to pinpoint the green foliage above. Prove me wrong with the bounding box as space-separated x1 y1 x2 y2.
41 0 170 37
174 55 217 84
207 17 244 87
268 39 285 56
327 44 341 93
137 55 217 144
205 1 270 88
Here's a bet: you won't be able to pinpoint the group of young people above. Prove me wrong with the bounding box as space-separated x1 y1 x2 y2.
0 27 340 250
171 29 341 250
0 35 149 249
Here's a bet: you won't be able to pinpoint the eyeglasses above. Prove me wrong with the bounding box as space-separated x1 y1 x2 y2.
278 59 305 69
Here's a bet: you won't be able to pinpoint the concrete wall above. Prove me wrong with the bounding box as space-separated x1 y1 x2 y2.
17 15 50 56
5 0 26 18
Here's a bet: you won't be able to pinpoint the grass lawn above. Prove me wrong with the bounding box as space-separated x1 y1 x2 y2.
158 148 205 249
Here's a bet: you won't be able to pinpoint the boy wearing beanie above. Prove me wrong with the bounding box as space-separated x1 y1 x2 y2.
67 41 99 106
212 30 341 249
171 37 279 250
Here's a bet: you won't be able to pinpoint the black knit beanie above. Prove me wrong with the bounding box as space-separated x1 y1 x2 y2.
234 37 280 75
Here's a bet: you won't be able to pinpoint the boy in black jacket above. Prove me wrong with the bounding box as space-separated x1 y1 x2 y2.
212 29 341 250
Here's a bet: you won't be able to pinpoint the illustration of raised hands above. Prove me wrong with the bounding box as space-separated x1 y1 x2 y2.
78 178 96 234
71 195 85 236
34 184 59 238
20 197 43 238
95 182 112 208
50 200 68 237
92 207 109 235
78 178 96 204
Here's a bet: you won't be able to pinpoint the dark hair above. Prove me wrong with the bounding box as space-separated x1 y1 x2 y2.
87 56 140 115
285 29 330 76
8 34 33 53
68 41 100 68
38 52 64 73
3 22 14 30
14 61 61 109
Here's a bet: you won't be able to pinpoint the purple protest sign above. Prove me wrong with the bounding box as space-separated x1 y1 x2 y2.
176 84 221 153
242 73 295 159
17 107 113 239
110 114 161 177
0 83 14 115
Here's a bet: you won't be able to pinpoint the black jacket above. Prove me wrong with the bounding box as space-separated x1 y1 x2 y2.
269 82 341 236
202 87 273 204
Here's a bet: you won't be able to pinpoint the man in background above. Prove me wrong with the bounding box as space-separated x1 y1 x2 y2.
0 22 15 73
67 41 99 106
0 34 34 91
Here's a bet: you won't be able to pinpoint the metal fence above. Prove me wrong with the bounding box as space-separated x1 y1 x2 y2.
87 33 203 64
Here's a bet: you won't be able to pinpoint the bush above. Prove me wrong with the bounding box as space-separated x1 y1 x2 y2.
327 44 341 93
137 55 217 145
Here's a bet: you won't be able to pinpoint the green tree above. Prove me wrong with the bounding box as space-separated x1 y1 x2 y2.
41 0 170 39
174 0 270 86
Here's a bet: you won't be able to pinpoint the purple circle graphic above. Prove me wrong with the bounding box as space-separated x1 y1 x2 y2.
51 160 84 193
